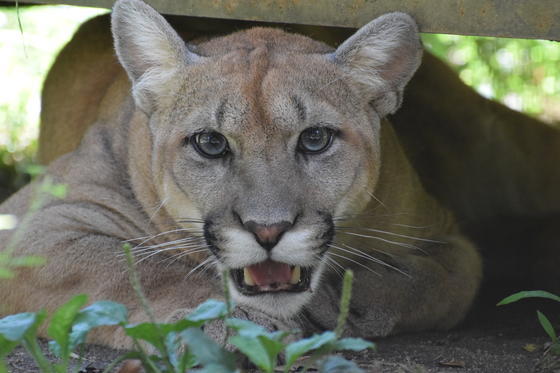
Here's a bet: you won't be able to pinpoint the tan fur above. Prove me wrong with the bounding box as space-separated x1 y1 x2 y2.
0 1 486 347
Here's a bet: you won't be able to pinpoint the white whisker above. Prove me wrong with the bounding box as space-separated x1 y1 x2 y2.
148 197 168 223
329 243 411 278
124 227 203 245
327 251 382 277
336 231 427 254
185 257 218 280
336 226 444 244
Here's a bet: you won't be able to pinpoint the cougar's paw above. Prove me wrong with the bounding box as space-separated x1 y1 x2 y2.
165 306 301 346
204 306 301 346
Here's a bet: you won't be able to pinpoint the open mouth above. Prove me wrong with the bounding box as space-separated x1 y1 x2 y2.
230 260 312 295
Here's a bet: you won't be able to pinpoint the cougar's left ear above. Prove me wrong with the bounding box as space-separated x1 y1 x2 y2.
331 13 422 117
111 0 203 113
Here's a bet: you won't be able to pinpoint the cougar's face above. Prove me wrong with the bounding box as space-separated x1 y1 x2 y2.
113 0 421 319
152 51 380 317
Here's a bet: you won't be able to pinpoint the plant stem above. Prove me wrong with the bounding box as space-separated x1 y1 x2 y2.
335 270 354 338
122 244 174 372
22 336 55 373
0 360 9 373
221 269 232 347
123 244 157 324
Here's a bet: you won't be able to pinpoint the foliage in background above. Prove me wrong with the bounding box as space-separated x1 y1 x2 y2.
0 5 105 200
422 34 560 122
0 7 559 196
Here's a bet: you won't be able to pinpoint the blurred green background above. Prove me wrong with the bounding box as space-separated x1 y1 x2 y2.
0 5 559 200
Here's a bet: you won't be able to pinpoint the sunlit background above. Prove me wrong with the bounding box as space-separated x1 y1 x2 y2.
0 5 559 197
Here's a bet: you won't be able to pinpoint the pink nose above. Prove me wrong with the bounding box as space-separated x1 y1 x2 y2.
244 221 293 251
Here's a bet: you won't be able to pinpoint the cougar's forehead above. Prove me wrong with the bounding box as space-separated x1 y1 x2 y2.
193 47 363 142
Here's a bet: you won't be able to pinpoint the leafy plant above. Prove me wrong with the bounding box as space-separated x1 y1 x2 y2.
498 290 560 355
0 246 374 372
0 295 127 373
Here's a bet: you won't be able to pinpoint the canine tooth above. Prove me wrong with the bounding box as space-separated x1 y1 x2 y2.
290 266 301 284
243 268 255 286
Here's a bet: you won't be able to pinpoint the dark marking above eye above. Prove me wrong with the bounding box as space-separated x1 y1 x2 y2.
291 95 306 122
215 99 227 129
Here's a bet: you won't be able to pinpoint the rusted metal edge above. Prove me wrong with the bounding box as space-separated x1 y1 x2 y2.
4 0 560 41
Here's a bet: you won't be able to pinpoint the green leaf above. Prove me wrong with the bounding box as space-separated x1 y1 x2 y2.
180 327 236 370
164 331 198 371
47 294 88 358
0 312 44 341
225 318 270 338
331 338 375 352
285 331 337 368
318 355 364 373
537 311 558 343
0 334 19 357
191 363 238 373
550 342 560 356
68 301 128 351
124 322 170 353
229 335 273 373
497 290 560 306
187 299 228 322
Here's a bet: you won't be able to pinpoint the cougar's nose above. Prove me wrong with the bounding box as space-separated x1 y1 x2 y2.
244 221 293 251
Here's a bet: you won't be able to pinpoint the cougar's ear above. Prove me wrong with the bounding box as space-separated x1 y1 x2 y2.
331 13 422 117
111 0 202 112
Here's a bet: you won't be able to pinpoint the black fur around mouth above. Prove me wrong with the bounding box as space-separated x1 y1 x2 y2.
203 220 221 257
230 265 313 296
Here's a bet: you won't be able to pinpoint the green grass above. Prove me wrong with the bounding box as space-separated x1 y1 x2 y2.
498 290 560 355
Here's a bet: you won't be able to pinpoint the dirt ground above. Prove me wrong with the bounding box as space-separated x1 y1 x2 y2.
5 288 560 373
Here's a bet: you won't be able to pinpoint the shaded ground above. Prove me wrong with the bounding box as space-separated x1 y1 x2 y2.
5 290 560 373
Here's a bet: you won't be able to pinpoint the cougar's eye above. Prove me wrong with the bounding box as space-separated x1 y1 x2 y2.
191 131 229 158
298 127 334 154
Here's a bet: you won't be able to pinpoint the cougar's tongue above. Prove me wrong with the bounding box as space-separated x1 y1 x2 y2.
247 260 291 286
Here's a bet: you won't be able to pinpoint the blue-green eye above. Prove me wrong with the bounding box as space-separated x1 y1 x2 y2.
298 127 334 154
192 131 229 158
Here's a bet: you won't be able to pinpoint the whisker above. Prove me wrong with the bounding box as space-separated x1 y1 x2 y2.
341 242 396 259
366 191 387 210
177 218 205 224
120 239 205 258
392 223 433 229
148 197 168 223
134 245 208 265
332 212 413 222
185 257 218 280
124 227 204 244
320 255 345 279
335 231 428 254
130 242 207 259
327 251 382 277
127 236 204 252
335 226 445 244
160 248 211 267
329 243 411 278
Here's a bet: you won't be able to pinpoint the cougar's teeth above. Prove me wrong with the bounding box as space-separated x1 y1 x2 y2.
290 266 301 284
243 267 255 286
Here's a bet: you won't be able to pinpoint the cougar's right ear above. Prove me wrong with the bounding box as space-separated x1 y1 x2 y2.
111 0 202 113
